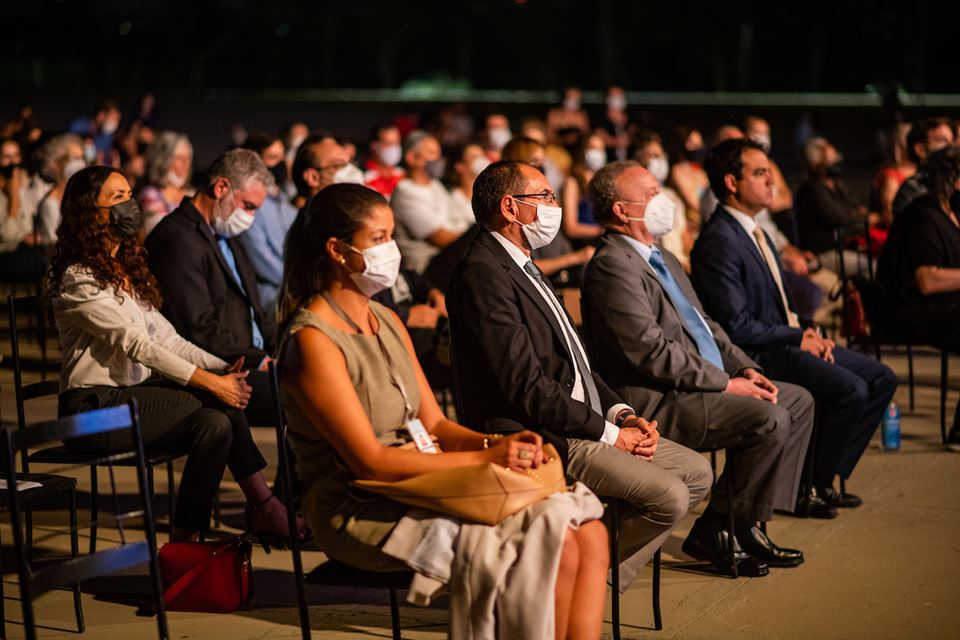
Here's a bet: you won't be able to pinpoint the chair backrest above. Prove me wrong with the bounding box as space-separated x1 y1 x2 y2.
267 361 312 640
0 400 169 640
8 294 61 473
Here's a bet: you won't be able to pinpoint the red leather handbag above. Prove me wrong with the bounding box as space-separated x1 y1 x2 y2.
159 536 253 613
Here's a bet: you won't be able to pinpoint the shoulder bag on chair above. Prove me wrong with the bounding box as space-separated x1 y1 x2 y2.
352 443 567 525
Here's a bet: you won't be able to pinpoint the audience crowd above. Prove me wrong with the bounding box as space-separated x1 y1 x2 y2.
5 90 959 638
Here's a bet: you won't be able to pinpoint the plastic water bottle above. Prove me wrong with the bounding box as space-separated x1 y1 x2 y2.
881 401 900 451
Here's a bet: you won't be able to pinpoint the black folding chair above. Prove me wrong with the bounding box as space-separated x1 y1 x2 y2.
1 400 168 640
603 497 663 637
9 294 186 552
268 362 410 640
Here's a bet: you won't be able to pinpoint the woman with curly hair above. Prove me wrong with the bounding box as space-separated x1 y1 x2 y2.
49 165 300 543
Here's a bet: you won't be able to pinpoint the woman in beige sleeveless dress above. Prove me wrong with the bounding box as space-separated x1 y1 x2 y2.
277 184 608 639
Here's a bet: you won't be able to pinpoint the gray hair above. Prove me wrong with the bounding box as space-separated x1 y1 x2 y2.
804 136 830 167
144 131 193 187
588 160 642 226
402 129 436 155
38 133 82 182
207 148 275 191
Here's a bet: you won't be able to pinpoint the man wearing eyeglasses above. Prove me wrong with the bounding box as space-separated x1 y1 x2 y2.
290 132 352 212
447 160 715 589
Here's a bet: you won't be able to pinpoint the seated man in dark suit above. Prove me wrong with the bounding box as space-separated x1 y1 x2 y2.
691 139 897 513
146 149 277 425
581 160 813 570
448 160 718 586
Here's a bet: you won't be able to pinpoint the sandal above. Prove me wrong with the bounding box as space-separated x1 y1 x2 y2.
245 493 310 553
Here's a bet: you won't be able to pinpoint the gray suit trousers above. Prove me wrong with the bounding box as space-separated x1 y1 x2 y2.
565 437 713 590
686 381 814 522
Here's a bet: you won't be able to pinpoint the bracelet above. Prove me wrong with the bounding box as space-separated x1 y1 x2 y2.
482 434 503 449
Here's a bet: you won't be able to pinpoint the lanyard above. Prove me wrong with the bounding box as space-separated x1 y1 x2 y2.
322 292 415 421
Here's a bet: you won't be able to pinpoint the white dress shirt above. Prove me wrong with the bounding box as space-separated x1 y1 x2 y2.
490 231 629 445
55 265 228 392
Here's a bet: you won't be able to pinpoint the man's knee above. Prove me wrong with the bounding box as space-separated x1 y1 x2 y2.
646 476 694 526
686 453 714 506
192 409 234 451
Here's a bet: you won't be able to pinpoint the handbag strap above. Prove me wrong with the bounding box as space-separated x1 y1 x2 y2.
163 538 242 603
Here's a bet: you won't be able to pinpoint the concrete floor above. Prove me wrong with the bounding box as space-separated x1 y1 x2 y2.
1 347 958 639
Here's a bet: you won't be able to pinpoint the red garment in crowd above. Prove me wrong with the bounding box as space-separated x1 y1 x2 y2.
364 160 405 197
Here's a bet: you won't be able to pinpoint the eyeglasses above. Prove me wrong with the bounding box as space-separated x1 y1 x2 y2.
511 192 560 206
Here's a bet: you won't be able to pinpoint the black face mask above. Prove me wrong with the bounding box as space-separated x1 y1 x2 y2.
107 199 142 239
0 163 19 178
269 161 288 187
825 162 843 178
684 147 706 164
949 191 960 214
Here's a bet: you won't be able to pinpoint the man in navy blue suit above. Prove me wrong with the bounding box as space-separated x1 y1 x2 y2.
691 138 897 517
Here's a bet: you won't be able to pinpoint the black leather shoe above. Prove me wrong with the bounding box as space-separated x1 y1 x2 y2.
817 485 863 509
735 523 804 567
681 520 769 577
795 488 838 519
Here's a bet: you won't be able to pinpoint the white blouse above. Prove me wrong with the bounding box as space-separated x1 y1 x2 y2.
54 265 227 392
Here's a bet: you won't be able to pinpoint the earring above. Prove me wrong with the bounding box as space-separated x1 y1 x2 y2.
338 256 346 265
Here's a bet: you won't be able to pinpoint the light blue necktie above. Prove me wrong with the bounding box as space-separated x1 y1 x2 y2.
217 236 265 350
647 249 724 370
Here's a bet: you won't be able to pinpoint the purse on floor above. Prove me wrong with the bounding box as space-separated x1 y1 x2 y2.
159 535 253 613
352 444 567 525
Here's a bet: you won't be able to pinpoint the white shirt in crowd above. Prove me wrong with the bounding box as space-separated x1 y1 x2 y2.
390 178 457 273
448 187 476 233
54 265 227 392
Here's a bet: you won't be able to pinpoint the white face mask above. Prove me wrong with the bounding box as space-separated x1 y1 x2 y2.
517 201 562 250
470 155 491 177
647 156 670 184
345 240 402 297
63 158 86 181
212 190 255 237
750 132 772 154
488 127 512 151
607 95 627 110
334 163 365 185
584 148 607 172
165 169 187 189
378 144 402 168
101 119 119 135
622 192 676 238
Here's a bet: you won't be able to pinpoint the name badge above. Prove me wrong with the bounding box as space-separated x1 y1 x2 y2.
405 419 437 454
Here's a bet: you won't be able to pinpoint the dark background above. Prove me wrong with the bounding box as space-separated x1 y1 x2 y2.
3 0 960 191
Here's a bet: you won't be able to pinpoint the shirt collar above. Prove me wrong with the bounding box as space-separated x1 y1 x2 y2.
723 204 758 236
619 233 656 264
490 230 531 269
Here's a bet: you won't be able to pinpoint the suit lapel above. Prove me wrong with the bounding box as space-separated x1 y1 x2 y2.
606 233 699 345
476 231 571 358
717 209 786 305
187 205 251 303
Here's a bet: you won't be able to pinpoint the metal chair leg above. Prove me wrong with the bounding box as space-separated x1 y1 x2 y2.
69 486 85 633
710 450 718 485
166 460 176 535
941 351 950 445
652 548 662 631
389 588 402 640
907 344 915 412
0 525 5 640
212 491 222 529
725 467 737 579
609 500 621 640
88 465 99 555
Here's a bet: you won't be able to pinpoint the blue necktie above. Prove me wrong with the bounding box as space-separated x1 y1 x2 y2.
217 236 265 350
647 249 724 370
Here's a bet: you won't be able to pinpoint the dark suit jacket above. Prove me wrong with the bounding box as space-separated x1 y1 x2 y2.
145 198 276 365
690 207 804 358
447 229 623 465
582 233 757 447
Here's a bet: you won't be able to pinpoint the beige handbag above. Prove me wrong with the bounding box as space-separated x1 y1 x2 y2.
352 444 567 525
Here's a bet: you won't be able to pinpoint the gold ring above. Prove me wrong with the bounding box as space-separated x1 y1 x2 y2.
518 450 532 460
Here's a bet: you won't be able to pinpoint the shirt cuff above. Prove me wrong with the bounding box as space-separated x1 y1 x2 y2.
600 420 621 447
606 403 634 424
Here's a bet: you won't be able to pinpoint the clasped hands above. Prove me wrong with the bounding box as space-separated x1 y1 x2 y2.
800 327 835 363
614 415 659 460
725 367 780 403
